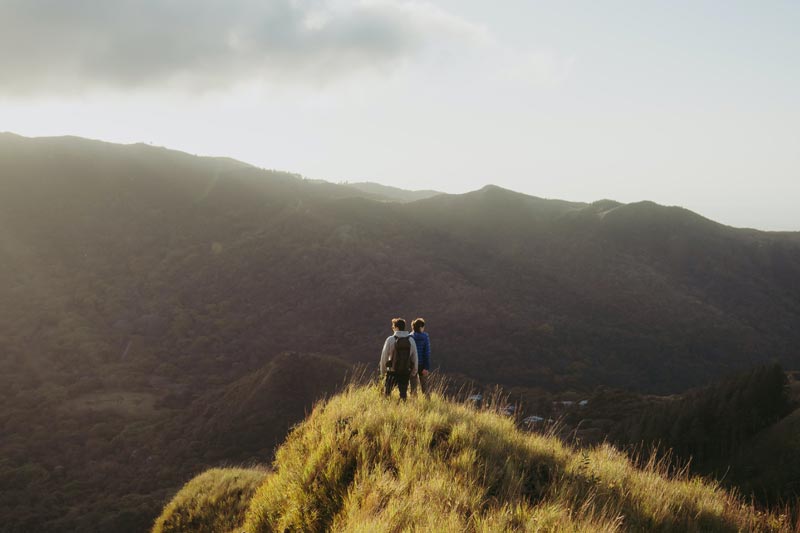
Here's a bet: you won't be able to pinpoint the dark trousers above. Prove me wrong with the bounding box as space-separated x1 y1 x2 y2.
384 373 410 400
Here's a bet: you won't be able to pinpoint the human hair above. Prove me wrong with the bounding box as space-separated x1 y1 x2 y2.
411 318 426 333
392 317 406 331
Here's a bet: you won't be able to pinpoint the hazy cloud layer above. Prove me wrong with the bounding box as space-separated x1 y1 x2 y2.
0 0 485 94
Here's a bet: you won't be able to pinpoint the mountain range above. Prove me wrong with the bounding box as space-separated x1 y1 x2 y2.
1 132 799 531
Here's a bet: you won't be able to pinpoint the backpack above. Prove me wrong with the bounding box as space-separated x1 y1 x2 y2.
390 336 413 377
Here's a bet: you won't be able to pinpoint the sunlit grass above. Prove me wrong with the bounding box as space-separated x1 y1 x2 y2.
159 383 798 532
152 467 268 533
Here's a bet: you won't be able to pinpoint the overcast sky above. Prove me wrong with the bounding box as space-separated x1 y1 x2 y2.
1 0 798 230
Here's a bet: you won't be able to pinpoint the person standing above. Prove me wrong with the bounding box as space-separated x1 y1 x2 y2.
410 318 431 396
380 318 418 400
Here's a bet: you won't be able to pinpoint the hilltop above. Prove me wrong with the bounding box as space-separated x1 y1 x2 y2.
343 181 442 202
154 385 796 532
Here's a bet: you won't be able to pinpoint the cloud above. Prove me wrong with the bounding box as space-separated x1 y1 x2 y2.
0 0 487 95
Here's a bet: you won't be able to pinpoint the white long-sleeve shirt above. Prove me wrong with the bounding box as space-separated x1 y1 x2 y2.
379 331 418 377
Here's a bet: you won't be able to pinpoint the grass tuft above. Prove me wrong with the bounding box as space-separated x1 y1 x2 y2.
152 467 268 533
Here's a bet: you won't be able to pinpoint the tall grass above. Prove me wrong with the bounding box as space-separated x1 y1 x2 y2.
238 382 797 532
153 467 268 533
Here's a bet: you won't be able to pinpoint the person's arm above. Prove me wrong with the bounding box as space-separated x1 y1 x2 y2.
410 338 418 377
422 335 431 373
379 337 392 376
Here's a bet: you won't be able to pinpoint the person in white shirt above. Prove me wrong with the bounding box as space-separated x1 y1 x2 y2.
379 317 418 400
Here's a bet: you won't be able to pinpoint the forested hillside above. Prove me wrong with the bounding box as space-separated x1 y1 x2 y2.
1 133 799 531
551 364 800 502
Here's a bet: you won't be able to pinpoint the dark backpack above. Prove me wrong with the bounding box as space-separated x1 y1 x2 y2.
390 335 413 377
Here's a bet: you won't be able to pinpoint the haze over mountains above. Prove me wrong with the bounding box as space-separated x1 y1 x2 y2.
1 133 799 531
342 181 442 203
3 133 797 389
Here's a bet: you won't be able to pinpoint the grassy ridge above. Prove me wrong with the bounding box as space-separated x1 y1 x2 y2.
160 385 796 532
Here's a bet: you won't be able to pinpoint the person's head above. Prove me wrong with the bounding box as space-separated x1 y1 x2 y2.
412 318 426 333
391 317 406 331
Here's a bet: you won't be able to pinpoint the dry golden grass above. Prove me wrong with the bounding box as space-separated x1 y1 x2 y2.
161 384 798 532
152 467 268 533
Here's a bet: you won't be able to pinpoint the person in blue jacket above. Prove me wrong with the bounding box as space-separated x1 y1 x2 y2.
410 318 431 396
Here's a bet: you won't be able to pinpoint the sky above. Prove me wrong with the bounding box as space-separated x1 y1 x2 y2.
1 0 798 230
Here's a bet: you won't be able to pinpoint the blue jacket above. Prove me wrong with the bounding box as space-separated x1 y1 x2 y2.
411 332 431 371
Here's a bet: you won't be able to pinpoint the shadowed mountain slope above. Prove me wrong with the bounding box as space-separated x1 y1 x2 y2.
190 352 353 464
2 134 798 394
